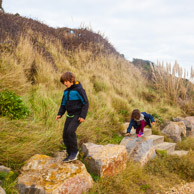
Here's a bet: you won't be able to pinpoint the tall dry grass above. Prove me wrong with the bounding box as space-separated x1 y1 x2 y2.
0 32 190 168
151 61 194 115
0 23 194 193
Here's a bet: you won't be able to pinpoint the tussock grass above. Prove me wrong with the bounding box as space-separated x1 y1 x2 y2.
176 137 194 150
89 160 183 194
0 117 62 167
0 34 191 166
151 62 194 115
90 152 194 194
146 151 194 181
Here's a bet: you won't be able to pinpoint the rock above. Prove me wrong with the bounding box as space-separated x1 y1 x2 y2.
154 142 176 154
0 165 11 173
120 136 156 165
169 150 189 156
81 143 127 177
17 154 93 194
165 182 194 194
173 116 194 137
0 186 6 194
122 123 152 136
162 121 186 142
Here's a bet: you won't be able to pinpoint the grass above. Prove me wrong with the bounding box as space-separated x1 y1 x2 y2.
89 160 182 194
89 151 194 194
176 137 194 150
151 62 194 115
0 171 19 194
146 151 194 181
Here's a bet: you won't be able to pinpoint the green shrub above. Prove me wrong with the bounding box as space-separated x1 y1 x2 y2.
155 150 167 158
0 90 29 119
0 171 18 194
152 113 164 124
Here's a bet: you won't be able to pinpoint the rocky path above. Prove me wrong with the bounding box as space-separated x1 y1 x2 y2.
123 123 189 156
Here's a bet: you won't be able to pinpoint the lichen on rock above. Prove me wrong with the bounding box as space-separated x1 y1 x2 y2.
17 153 93 194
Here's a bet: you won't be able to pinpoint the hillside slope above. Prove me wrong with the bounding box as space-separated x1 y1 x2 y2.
0 12 194 194
0 13 192 164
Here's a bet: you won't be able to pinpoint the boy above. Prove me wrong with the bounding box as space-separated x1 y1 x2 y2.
125 109 155 137
56 72 89 162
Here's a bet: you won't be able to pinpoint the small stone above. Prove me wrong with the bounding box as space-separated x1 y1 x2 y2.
0 186 6 194
0 165 11 173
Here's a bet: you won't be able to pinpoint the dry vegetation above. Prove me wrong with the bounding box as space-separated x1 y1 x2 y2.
0 13 193 193
151 61 194 115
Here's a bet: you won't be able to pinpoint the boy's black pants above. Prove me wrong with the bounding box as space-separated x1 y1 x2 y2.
63 115 80 155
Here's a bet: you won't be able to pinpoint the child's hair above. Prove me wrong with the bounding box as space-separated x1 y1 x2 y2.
60 72 76 84
131 109 141 120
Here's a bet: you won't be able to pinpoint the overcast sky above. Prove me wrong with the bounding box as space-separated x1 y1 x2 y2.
3 0 194 76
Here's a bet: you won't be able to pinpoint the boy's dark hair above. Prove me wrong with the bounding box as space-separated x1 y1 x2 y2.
60 72 76 84
131 109 141 120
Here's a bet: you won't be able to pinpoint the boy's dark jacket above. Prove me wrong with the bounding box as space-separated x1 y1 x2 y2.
127 112 155 133
58 82 89 119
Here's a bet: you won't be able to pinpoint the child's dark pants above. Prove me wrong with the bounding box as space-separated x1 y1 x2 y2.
136 120 147 134
63 115 80 155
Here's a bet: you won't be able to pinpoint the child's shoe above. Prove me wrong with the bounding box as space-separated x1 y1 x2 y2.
62 155 70 162
140 132 144 136
125 133 131 137
68 151 79 162
137 134 142 137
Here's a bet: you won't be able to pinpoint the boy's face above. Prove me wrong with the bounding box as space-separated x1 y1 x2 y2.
64 81 73 88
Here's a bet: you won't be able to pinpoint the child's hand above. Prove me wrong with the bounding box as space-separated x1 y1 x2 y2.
78 117 85 123
56 115 61 121
152 122 155 125
125 133 131 136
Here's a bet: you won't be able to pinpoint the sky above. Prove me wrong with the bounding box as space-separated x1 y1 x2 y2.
3 0 194 77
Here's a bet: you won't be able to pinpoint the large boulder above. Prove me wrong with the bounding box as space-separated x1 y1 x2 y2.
81 143 127 177
17 153 93 194
162 121 186 142
173 116 194 137
120 136 156 165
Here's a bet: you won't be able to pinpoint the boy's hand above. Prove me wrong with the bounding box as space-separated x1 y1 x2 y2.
56 115 61 121
125 133 131 136
152 122 155 125
78 117 85 123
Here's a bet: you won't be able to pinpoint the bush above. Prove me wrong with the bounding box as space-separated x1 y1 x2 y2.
0 171 18 194
152 113 164 124
0 90 29 119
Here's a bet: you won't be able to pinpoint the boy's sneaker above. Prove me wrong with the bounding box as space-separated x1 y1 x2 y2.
62 155 70 162
140 132 144 136
68 151 79 162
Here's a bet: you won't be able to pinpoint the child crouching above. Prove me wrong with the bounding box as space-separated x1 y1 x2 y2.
125 109 155 137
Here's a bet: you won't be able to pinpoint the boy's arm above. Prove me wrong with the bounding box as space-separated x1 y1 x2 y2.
57 105 66 117
57 93 66 117
79 88 89 119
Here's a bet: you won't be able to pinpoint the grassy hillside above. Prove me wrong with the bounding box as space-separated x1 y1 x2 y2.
0 13 193 193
